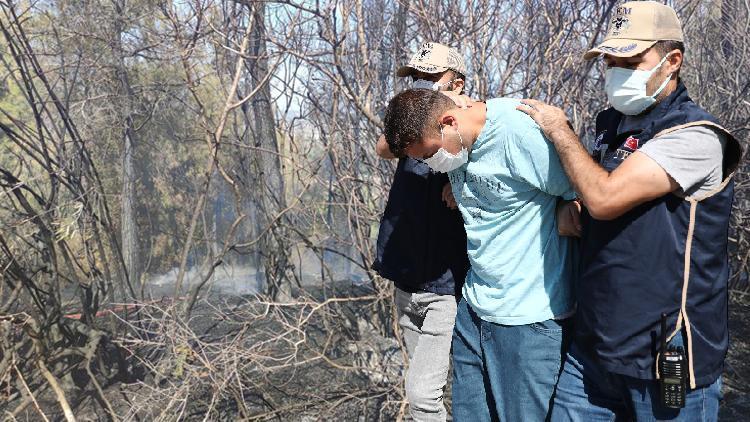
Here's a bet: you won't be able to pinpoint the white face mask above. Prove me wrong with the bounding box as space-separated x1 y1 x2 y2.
411 78 454 91
423 125 468 173
605 54 673 115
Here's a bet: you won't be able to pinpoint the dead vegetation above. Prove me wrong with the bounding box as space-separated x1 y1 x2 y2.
0 0 747 420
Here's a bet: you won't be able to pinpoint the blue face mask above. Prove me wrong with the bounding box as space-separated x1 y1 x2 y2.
605 54 673 115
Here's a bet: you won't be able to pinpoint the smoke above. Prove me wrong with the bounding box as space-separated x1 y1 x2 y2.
145 245 367 297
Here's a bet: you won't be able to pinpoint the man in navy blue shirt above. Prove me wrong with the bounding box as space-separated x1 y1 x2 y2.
373 42 469 422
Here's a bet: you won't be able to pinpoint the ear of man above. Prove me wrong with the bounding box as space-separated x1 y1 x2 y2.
664 50 683 79
448 70 466 94
653 40 684 79
439 114 459 130
450 79 465 94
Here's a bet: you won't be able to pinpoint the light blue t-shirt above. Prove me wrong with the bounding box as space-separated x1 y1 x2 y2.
448 98 576 325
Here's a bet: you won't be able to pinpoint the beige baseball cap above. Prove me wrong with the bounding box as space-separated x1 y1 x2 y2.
396 42 467 77
584 1 683 60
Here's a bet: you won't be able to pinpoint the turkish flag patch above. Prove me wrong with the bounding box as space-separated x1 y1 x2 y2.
624 136 639 151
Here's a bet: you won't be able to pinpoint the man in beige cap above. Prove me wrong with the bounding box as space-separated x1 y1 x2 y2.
395 42 467 81
518 1 742 420
373 42 469 421
376 42 467 157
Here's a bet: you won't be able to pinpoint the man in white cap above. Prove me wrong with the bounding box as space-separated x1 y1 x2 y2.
377 42 468 158
518 2 742 420
373 42 469 421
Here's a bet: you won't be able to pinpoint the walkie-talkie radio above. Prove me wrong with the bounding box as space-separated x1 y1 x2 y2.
659 313 687 409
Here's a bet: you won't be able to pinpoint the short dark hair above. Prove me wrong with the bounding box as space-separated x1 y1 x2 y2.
653 40 684 57
383 89 456 158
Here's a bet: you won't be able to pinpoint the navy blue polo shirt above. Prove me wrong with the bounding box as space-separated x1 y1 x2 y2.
373 157 469 296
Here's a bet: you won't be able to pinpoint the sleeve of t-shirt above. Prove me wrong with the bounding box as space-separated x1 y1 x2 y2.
637 126 726 197
505 123 576 200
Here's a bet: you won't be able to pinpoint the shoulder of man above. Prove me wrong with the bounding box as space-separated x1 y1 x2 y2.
656 123 724 138
639 125 726 196
487 97 534 121
649 123 727 150
487 97 547 141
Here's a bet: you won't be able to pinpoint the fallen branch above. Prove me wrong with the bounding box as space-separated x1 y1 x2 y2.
13 362 50 422
37 359 76 422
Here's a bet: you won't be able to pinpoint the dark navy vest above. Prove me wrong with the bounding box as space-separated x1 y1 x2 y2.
373 158 469 296
577 83 742 387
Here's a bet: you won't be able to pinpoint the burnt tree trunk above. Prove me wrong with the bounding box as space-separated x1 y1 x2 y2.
245 2 294 301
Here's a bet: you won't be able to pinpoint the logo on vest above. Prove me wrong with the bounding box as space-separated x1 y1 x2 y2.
624 136 639 151
594 131 607 151
614 136 639 161
593 131 608 163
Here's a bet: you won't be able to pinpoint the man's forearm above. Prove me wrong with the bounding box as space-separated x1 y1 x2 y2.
518 99 677 220
548 128 611 217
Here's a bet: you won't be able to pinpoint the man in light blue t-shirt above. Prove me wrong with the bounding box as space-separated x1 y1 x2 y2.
383 89 577 421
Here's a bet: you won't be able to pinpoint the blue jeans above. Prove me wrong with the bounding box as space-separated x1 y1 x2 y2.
551 341 722 421
451 298 570 421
